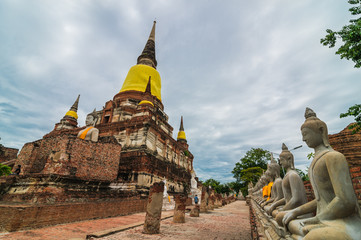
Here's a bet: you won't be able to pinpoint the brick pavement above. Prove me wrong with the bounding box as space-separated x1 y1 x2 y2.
0 201 250 240
100 200 251 240
0 211 173 240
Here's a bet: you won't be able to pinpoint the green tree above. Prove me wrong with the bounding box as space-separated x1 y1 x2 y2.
320 0 361 68
203 178 220 190
202 178 232 194
228 181 242 195
321 1 361 133
232 148 270 197
295 168 309 182
0 163 12 177
340 104 361 133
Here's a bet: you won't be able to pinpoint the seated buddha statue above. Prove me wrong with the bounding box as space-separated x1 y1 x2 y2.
253 175 268 202
263 155 283 210
267 143 308 224
77 109 99 142
283 108 361 239
259 172 273 204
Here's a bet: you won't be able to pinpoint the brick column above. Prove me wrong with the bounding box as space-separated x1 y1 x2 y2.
143 182 164 234
190 204 200 217
200 186 208 213
173 194 187 223
208 194 215 210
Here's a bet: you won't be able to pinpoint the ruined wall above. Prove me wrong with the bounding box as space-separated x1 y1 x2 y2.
303 180 315 202
329 124 361 167
0 147 18 163
0 195 147 232
119 150 191 188
328 124 361 201
15 134 121 182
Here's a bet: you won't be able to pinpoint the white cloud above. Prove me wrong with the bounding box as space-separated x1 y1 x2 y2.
0 0 359 183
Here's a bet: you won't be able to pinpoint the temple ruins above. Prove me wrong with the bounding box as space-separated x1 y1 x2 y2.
0 21 198 232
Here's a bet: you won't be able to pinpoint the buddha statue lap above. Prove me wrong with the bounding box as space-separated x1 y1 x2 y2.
283 108 361 239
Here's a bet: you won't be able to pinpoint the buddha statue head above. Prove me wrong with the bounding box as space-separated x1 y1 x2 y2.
265 170 273 182
85 109 98 127
279 143 295 170
269 153 280 178
300 108 331 149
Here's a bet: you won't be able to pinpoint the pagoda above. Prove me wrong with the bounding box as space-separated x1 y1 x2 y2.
0 21 193 232
90 21 193 194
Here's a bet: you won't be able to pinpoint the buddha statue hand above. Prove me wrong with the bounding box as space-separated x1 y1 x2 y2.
300 217 324 236
299 216 319 227
266 205 274 215
282 209 298 226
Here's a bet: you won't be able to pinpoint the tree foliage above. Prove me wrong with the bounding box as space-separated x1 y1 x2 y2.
320 0 361 68
232 148 270 197
228 181 242 195
0 163 12 177
202 178 232 194
295 168 309 182
321 1 361 133
340 104 361 133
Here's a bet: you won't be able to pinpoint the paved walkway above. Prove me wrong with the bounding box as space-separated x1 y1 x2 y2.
0 201 250 240
99 200 251 240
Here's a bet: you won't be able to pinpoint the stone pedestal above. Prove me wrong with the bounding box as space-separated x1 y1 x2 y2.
190 204 200 217
208 196 215 210
200 186 208 213
143 182 164 234
173 194 187 223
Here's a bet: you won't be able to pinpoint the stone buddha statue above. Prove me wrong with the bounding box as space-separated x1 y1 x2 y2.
77 109 99 142
263 155 283 210
283 108 361 239
258 169 275 205
253 175 267 201
267 144 308 224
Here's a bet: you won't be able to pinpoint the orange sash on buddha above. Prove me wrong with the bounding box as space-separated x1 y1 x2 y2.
267 182 273 201
262 186 268 198
79 126 94 139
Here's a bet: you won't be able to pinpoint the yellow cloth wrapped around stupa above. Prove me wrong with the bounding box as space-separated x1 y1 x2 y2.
120 64 161 101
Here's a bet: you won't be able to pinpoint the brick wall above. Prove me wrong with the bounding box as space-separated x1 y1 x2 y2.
119 150 191 185
303 180 315 202
329 124 361 167
0 147 18 163
14 134 121 182
350 166 361 200
0 196 147 232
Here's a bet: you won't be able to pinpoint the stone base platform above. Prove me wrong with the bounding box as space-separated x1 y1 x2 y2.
0 198 147 232
250 198 292 240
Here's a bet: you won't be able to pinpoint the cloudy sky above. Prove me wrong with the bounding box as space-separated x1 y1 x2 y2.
0 0 359 183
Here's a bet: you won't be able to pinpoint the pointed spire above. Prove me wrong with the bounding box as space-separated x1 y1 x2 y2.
64 94 80 120
177 116 187 142
148 20 156 41
137 21 157 69
70 94 80 112
179 116 184 131
145 76 152 94
55 94 79 130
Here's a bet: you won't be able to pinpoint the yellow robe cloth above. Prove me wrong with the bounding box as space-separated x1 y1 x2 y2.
262 186 268 198
78 126 94 140
267 182 273 201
